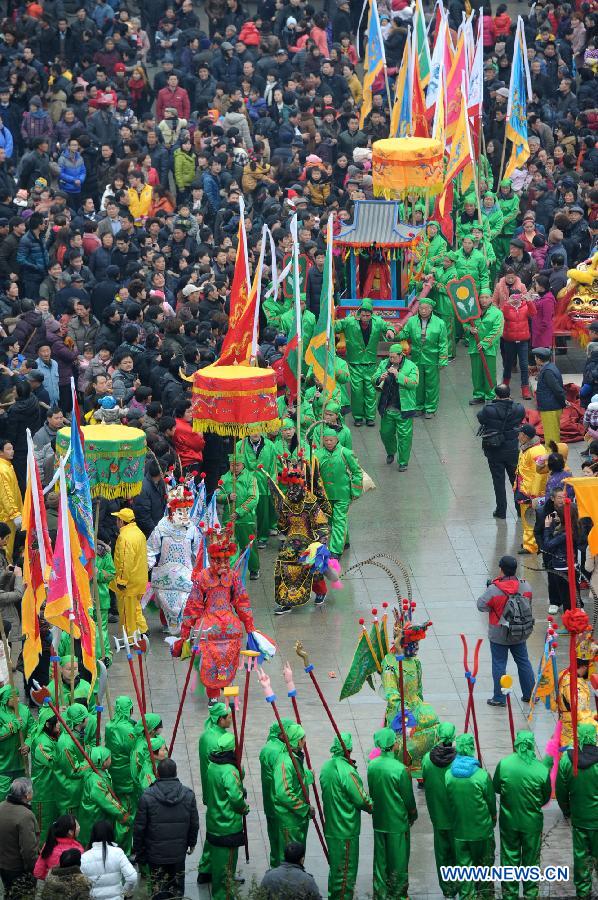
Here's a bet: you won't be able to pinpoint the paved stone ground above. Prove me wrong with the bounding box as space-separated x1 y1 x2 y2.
95 346 595 899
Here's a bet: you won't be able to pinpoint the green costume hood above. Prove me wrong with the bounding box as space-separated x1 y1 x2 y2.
112 696 134 723
285 722 305 749
388 343 404 354
330 732 352 756
60 654 76 665
455 734 475 757
578 723 597 748
438 722 456 745
514 730 536 762
91 745 111 768
374 727 396 751
151 735 166 752
0 684 17 707
323 426 339 439
217 732 236 753
281 417 295 430
360 299 373 312
73 680 92 705
206 702 228 726
65 703 88 727
135 713 162 736
418 297 436 309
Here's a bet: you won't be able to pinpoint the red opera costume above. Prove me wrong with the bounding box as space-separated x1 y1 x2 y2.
173 524 255 700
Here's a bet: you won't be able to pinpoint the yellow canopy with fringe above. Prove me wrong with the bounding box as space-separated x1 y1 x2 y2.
191 364 281 437
56 423 146 499
372 137 444 200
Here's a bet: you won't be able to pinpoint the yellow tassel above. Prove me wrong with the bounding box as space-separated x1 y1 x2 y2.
192 418 281 437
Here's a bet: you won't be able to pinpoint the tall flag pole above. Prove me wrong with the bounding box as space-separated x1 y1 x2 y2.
503 17 532 180
218 213 250 365
281 215 303 404
411 24 429 137
21 431 53 680
305 216 336 402
426 6 447 112
413 0 431 87
390 35 411 138
439 76 474 219
445 31 466 145
250 225 268 361
360 0 388 126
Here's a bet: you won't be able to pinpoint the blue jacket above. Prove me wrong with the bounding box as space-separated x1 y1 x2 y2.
57 150 86 193
200 170 220 214
17 230 50 276
535 362 566 412
0 125 13 158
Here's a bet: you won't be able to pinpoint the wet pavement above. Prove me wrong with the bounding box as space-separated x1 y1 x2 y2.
93 348 596 899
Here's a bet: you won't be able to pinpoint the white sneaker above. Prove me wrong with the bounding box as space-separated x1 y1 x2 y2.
548 604 560 615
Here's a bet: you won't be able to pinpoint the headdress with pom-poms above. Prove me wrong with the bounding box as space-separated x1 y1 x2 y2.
167 482 194 514
392 598 432 657
206 521 238 559
277 453 306 485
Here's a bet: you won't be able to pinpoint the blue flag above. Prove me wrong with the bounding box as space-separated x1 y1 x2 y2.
504 18 531 178
66 407 95 574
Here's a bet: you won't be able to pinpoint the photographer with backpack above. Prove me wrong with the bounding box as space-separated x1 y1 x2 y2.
477 555 536 708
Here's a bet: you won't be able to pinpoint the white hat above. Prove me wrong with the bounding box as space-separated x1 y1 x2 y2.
182 282 200 297
286 16 297 26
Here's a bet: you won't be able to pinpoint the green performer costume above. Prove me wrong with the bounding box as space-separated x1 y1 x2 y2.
56 702 90 815
78 746 130 851
95 541 115 664
373 347 419 469
197 702 230 880
334 299 395 425
218 461 260 576
445 734 496 899
280 304 316 356
47 654 94 710
303 380 343 421
451 243 490 294
556 723 598 899
314 429 362 555
259 719 292 868
273 419 310 464
419 222 448 273
318 401 353 450
431 258 459 357
235 436 278 544
0 684 33 801
205 732 249 900
481 193 504 247
471 227 498 285
399 302 448 415
367 727 417 900
464 300 504 402
496 179 520 261
320 732 372 900
305 360 350 414
493 730 551 900
129 713 162 803
104 696 137 805
31 706 60 841
272 722 313 854
137 735 166 791
422 722 458 898
263 291 291 330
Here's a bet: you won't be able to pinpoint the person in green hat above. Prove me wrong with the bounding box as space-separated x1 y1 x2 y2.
445 733 496 899
205 731 249 900
273 418 310 465
95 539 115 665
493 729 552 900
496 179 520 262
320 732 372 900
334 299 396 426
314 427 362 557
104 696 137 813
304 360 349 417
456 195 482 243
464 291 504 404
234 433 278 549
372 343 419 471
218 455 260 579
272 721 313 854
78 746 130 851
556 723 598 899
420 221 449 272
422 721 458 899
451 237 490 294
430 255 459 358
47 654 93 711
280 294 316 357
31 708 61 841
319 401 352 450
55 702 89 816
471 224 497 284
259 719 293 868
197 701 232 883
367 726 417 900
137 736 168 791
0 684 33 801
129 713 162 805
263 284 292 330
398 298 448 418
481 192 504 247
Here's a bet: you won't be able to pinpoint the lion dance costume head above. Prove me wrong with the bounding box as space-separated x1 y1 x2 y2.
554 252 598 347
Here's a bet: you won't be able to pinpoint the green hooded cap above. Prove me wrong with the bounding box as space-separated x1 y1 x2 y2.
330 732 352 756
324 401 341 415
514 730 536 762
65 703 88 727
418 297 436 309
285 722 305 748
438 722 456 745
60 655 76 665
413 703 439 729
323 427 339 439
388 343 405 355
135 713 162 737
578 723 597 748
113 696 134 724
500 178 512 189
74 680 92 704
456 734 476 757
38 705 57 728
0 684 17 707
268 717 293 741
217 732 236 753
151 735 166 753
359 298 373 312
207 702 228 725
91 745 111 768
282 418 295 430
374 727 397 751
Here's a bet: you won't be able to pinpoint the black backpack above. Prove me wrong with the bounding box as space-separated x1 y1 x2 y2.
499 583 534 643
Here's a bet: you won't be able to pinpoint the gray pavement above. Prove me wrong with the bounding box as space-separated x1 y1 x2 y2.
104 347 594 898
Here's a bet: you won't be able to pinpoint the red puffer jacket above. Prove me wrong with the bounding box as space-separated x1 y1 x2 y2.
501 297 537 342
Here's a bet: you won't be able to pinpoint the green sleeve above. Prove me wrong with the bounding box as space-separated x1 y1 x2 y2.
397 362 419 388
222 767 248 814
341 764 372 812
480 310 503 351
334 317 347 334
98 553 116 584
437 319 449 366
238 475 258 516
342 447 362 488
478 257 490 294
398 765 417 824
397 317 415 343
555 756 571 817
372 359 387 388
492 761 502 795
382 658 399 704
91 775 125 821
274 756 307 817
484 771 497 821
540 768 552 807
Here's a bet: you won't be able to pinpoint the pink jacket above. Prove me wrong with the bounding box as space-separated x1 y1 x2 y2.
492 275 525 308
530 291 556 348
34 838 85 880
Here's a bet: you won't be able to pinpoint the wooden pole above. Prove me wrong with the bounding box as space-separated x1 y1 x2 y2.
69 615 75 705
0 615 28 774
93 502 112 717
396 655 408 766
563 497 579 776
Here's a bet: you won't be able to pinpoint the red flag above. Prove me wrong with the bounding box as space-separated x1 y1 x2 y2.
217 218 251 366
412 52 429 137
433 181 454 245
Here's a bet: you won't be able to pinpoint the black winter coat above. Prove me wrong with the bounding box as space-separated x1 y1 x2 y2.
477 398 526 456
132 476 167 536
133 777 199 865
